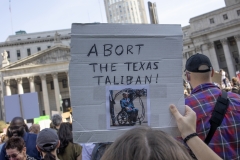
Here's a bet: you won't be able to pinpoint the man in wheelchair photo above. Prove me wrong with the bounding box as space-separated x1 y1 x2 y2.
119 92 138 125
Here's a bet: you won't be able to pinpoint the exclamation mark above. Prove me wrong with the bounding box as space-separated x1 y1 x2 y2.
156 74 158 83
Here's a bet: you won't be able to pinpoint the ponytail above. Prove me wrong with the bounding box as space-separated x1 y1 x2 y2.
43 151 56 160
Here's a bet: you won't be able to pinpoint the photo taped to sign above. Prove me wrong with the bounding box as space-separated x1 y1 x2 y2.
106 85 150 130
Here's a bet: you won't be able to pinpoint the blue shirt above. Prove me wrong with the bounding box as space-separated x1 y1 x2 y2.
120 98 134 109
0 132 41 160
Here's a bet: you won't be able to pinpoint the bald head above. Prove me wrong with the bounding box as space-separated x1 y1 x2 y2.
187 65 213 89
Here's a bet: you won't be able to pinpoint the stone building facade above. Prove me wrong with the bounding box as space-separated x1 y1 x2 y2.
182 0 240 79
0 0 240 120
0 30 71 120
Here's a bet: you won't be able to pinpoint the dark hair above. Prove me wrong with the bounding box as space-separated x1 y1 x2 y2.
58 122 73 154
43 152 56 160
10 117 29 132
101 127 193 160
5 137 25 152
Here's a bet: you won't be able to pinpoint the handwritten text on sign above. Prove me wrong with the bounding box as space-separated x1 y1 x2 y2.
87 44 159 85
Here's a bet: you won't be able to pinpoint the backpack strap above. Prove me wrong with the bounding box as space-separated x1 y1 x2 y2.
204 90 229 145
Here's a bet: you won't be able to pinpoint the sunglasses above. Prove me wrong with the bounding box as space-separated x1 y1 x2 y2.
5 152 20 159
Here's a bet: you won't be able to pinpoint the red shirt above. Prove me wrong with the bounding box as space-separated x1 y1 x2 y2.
185 83 240 159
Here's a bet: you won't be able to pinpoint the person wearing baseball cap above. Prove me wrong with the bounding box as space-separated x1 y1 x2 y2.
36 128 60 160
184 53 240 159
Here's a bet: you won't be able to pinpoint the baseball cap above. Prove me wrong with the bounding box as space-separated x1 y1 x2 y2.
185 53 212 72
36 128 59 152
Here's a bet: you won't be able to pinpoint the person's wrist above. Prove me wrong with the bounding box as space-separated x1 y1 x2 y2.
181 129 196 139
183 133 198 144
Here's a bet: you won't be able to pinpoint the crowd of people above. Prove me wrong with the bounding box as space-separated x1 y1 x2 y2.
0 53 239 160
0 115 82 160
184 68 240 97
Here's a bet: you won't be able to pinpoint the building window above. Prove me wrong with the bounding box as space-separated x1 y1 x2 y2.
37 47 41 51
37 36 41 38
229 39 236 46
62 79 68 88
17 50 21 60
216 44 222 49
219 55 226 62
27 49 31 56
209 18 215 24
237 10 240 16
223 14 228 20
47 35 50 37
48 46 51 49
50 81 54 90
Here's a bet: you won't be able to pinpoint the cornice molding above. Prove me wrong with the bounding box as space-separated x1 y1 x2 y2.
0 35 70 47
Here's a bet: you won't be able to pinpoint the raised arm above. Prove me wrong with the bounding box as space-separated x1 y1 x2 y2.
169 104 222 160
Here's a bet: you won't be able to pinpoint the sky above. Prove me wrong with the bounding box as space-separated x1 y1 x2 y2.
0 0 225 42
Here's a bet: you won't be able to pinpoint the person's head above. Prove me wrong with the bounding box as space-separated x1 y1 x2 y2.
58 122 73 154
29 124 40 134
51 114 62 129
232 77 239 85
7 117 29 138
1 133 7 143
36 128 60 160
185 53 214 89
5 137 27 160
101 127 193 160
122 92 128 98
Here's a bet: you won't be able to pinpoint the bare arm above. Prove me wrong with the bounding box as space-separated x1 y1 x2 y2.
169 104 222 160
77 153 82 160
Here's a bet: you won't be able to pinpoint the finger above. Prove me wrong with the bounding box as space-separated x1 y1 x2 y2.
185 105 195 114
169 104 182 120
185 105 197 117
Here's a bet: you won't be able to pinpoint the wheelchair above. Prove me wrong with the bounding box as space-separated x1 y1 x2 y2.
116 108 138 126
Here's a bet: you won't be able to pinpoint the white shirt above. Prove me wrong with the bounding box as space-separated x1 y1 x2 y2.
80 143 95 160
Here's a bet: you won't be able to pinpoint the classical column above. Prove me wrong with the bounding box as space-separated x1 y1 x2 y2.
66 71 71 97
40 74 50 116
16 78 24 94
221 38 235 78
207 42 219 71
52 72 61 113
28 76 35 93
234 35 240 58
4 80 11 96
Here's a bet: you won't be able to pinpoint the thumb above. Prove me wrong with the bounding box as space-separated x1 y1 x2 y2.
169 104 182 120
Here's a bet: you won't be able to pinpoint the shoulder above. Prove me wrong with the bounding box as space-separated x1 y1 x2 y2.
27 133 38 139
73 143 82 150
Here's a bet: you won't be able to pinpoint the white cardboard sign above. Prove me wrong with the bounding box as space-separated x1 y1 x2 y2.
70 23 184 143
4 92 40 122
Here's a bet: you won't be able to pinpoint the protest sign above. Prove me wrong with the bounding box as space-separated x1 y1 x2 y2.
70 23 184 143
4 92 40 122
